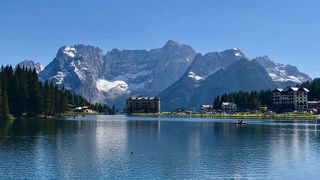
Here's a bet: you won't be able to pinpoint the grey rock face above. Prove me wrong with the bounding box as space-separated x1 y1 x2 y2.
159 59 275 111
39 41 196 107
39 45 105 102
158 49 247 111
36 41 311 111
103 40 196 96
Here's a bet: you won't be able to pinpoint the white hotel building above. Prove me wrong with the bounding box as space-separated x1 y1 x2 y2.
273 87 309 111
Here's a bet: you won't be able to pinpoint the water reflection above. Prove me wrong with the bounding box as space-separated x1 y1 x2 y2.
1 117 320 179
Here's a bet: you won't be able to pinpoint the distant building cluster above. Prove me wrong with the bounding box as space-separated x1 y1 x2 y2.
199 102 238 114
126 96 160 113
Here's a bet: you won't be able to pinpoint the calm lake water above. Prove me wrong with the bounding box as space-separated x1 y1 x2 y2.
1 115 320 179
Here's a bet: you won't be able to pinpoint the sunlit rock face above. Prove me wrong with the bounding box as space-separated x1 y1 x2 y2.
39 41 196 107
37 41 311 110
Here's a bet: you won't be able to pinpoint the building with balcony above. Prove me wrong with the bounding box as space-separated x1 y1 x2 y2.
126 96 160 113
273 87 309 112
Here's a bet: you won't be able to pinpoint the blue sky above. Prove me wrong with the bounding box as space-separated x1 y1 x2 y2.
0 0 319 78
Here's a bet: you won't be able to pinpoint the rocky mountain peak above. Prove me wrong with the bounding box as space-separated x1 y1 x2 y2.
35 41 312 110
221 48 244 58
161 40 194 54
255 56 311 86
16 60 44 73
163 40 180 48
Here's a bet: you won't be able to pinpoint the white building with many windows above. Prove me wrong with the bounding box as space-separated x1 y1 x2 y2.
222 102 237 113
273 87 309 111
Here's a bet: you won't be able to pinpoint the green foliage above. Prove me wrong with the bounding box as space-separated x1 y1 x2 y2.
0 65 91 119
213 90 273 111
0 77 10 120
90 103 114 114
300 78 320 101
213 78 320 112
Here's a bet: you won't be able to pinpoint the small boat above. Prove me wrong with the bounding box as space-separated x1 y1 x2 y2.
233 120 247 125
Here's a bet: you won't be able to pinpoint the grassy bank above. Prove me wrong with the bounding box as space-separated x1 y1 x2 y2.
130 112 319 120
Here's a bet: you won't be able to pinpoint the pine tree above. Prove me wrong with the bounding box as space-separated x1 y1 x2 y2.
59 89 67 114
28 69 43 116
43 81 53 116
0 79 10 120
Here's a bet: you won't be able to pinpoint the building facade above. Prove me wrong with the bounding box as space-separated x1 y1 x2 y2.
126 97 160 113
222 102 237 113
200 105 213 112
307 101 320 110
273 87 309 111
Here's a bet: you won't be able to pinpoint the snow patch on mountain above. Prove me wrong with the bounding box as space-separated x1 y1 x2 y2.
188 71 204 81
255 56 311 84
96 79 128 92
63 46 77 57
50 71 66 85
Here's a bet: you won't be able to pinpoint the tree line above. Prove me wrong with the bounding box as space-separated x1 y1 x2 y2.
91 103 117 115
0 65 113 120
300 78 320 101
212 78 320 111
213 90 273 111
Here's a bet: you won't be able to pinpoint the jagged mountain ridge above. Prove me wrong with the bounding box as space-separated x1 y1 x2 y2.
159 58 275 111
38 41 196 107
16 60 44 73
103 40 196 96
39 45 106 103
255 56 311 87
156 49 247 111
15 40 311 110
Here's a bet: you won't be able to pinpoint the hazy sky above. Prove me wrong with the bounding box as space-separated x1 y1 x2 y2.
0 0 319 77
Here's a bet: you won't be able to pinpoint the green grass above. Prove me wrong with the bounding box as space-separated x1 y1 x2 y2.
130 111 319 120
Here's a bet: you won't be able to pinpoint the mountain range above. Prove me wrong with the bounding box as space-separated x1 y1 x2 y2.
15 40 312 111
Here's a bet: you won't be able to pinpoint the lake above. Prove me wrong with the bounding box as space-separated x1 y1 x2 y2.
1 115 320 179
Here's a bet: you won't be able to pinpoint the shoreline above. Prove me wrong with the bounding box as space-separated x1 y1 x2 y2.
8 112 318 121
129 112 320 120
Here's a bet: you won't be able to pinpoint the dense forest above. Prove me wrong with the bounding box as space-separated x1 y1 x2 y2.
213 78 320 111
300 78 320 101
0 65 114 120
213 90 273 111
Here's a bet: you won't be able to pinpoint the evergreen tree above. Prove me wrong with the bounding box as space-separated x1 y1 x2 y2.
43 81 55 116
0 65 106 118
212 90 273 111
0 79 10 120
28 69 43 116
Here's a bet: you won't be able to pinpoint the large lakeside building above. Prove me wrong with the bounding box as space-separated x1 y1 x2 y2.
126 96 160 113
273 87 309 111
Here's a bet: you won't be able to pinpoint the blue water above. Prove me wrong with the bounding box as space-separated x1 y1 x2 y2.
1 115 320 179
